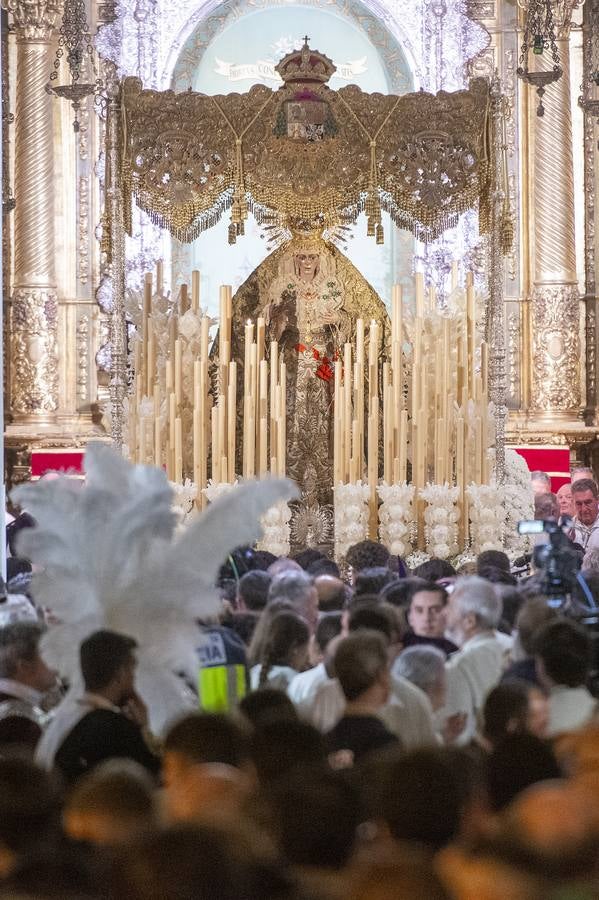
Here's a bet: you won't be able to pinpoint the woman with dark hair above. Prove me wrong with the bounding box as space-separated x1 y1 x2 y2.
250 612 310 691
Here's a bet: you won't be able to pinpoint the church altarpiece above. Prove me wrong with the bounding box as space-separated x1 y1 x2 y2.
2 0 599 483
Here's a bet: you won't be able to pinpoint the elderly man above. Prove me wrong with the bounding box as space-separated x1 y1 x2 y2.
571 466 595 485
442 577 506 745
0 622 58 751
267 569 319 632
530 471 551 496
571 478 599 551
556 483 575 520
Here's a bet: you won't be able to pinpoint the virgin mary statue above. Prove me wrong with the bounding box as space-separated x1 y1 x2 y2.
230 230 389 548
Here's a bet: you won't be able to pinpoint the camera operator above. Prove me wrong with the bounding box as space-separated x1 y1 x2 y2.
570 479 599 552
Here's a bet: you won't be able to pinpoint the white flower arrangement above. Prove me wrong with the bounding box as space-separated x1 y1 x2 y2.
503 448 535 559
334 481 370 561
420 483 460 560
169 478 199 526
203 479 238 505
377 482 416 558
466 482 506 553
257 500 292 557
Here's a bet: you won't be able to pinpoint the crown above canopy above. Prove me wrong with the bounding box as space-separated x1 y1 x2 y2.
275 37 336 85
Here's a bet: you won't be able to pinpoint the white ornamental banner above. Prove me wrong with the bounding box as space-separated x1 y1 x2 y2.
214 56 367 84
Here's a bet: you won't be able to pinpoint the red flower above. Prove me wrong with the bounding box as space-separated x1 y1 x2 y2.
312 347 320 360
316 362 334 381
295 343 307 353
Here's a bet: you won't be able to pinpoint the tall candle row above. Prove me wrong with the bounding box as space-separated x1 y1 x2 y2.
332 270 494 545
128 264 288 505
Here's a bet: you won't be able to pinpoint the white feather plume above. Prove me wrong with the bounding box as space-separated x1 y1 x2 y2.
12 442 298 692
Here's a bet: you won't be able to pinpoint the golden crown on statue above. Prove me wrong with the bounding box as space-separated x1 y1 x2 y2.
275 37 336 85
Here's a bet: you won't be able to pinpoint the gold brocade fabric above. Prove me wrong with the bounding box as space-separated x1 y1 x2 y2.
119 75 492 244
228 235 390 506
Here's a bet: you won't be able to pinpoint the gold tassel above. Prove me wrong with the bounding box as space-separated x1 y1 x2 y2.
376 222 384 244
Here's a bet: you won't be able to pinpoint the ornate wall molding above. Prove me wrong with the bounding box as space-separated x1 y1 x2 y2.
531 284 581 412
78 175 90 286
9 287 59 417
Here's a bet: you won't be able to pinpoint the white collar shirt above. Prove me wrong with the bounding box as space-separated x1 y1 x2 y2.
35 691 120 770
572 513 599 551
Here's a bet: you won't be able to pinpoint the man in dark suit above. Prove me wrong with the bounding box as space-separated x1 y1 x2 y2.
36 630 159 780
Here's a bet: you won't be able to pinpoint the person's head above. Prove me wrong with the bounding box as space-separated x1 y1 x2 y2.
333 631 390 707
514 596 558 657
0 622 56 694
582 547 599 573
110 823 265 900
307 557 341 578
348 602 402 651
346 540 390 579
0 758 61 876
257 611 310 685
263 766 361 870
364 747 467 850
412 558 456 583
237 571 271 613
267 557 302 577
556 483 575 518
315 612 343 657
534 491 559 521
483 681 549 748
354 567 396 599
267 570 318 631
485 733 561 811
163 713 252 823
530 471 551 495
314 575 347 612
477 550 511 576
250 719 327 784
291 548 325 570
571 478 599 526
534 619 591 689
64 759 156 847
407 582 448 638
571 466 595 484
393 645 446 710
444 577 502 646
238 688 298 729
252 550 277 571
79 629 138 705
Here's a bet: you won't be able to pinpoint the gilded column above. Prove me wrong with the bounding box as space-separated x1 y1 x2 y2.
529 1 581 421
6 0 60 424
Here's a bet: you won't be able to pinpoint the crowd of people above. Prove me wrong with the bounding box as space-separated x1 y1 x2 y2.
0 467 598 898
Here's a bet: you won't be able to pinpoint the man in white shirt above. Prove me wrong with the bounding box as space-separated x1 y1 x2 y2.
442 576 506 745
292 603 437 749
571 478 599 552
535 618 597 737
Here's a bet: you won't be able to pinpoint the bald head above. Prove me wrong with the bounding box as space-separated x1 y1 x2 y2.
314 575 347 612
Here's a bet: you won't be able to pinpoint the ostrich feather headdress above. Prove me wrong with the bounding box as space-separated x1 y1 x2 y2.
11 442 297 685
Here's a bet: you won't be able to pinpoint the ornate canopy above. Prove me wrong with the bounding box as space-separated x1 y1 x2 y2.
118 40 494 246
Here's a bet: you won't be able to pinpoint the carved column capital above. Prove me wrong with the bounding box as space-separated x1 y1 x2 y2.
4 0 59 40
552 0 580 39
